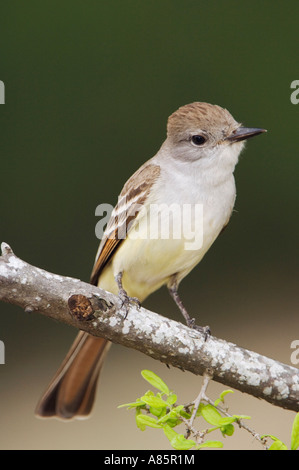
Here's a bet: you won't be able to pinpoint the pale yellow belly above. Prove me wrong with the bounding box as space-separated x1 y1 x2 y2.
97 237 192 300
97 225 215 301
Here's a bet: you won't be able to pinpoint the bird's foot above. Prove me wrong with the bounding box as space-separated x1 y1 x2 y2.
118 288 141 318
115 271 141 318
187 318 211 341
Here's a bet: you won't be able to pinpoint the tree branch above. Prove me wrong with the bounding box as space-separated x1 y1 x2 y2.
0 242 298 412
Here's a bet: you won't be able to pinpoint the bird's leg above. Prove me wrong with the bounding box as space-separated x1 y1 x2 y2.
115 271 141 318
168 280 210 339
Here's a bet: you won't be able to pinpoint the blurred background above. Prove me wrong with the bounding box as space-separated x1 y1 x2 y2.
0 0 298 450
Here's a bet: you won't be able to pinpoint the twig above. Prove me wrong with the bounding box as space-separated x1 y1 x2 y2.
0 242 298 412
189 373 211 427
204 396 269 449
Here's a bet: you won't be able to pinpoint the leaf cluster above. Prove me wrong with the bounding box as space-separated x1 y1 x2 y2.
119 370 248 450
119 369 299 451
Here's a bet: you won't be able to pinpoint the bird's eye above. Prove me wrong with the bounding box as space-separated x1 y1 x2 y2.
191 135 206 146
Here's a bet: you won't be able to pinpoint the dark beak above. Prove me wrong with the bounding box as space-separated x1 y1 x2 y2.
226 127 267 143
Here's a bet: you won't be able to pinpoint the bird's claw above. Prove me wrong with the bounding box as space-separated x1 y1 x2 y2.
119 290 141 318
187 318 211 341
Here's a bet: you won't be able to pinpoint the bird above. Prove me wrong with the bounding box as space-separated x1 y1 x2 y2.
35 102 266 419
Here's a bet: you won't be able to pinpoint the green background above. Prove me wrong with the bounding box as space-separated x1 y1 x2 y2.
0 1 298 449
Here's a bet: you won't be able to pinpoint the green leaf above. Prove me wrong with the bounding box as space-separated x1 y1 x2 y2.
261 434 279 441
163 424 178 440
136 414 162 429
195 403 206 417
140 394 167 408
201 404 222 426
166 393 177 405
166 418 181 428
232 414 251 420
197 440 224 449
221 424 234 437
143 390 155 397
158 414 176 424
220 389 234 400
218 416 237 426
214 390 234 406
149 407 165 418
173 405 184 413
262 434 288 450
163 425 196 450
135 409 146 431
141 370 170 395
179 409 191 419
158 414 181 428
217 415 250 426
157 407 183 424
268 440 288 450
291 413 299 450
118 400 145 409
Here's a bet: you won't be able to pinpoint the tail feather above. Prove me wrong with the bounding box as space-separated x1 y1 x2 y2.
35 331 111 420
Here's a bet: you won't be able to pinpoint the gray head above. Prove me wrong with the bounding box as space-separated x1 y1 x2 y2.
165 102 266 168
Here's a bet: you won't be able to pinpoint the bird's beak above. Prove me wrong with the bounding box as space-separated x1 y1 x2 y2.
226 127 267 143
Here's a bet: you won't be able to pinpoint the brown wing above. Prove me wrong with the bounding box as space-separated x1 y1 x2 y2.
90 162 160 285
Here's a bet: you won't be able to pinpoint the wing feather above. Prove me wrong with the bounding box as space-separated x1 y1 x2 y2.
90 162 160 285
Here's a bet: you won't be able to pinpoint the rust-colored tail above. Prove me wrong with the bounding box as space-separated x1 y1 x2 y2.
35 332 111 419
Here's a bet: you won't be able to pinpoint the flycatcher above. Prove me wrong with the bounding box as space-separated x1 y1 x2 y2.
36 102 266 419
